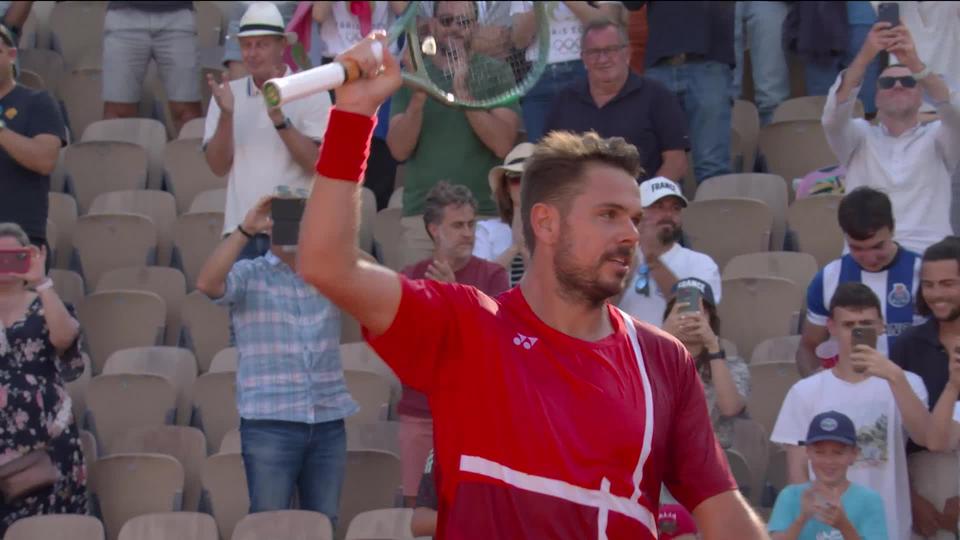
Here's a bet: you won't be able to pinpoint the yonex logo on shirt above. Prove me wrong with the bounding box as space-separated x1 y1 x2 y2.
512 333 538 350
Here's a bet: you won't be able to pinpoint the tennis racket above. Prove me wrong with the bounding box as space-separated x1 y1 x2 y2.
263 1 551 110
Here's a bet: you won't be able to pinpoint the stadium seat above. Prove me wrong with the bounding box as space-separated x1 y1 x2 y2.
718 277 802 360
65 353 92 426
344 370 393 426
78 290 166 374
695 173 788 250
746 361 802 438
722 251 819 291
682 198 773 270
219 428 241 454
731 99 759 173
340 343 401 400
3 514 104 540
49 268 84 307
209 347 237 373
400 215 433 268
48 192 78 269
114 426 208 512
18 68 45 90
786 194 844 267
96 266 187 346
341 312 363 344
758 120 837 197
51 146 68 193
730 418 769 507
73 212 158 292
200 452 249 540
118 512 218 540
88 453 184 540
90 190 178 266
725 448 753 501
340 449 402 540
178 117 207 140
387 187 403 210
191 372 239 455
344 508 413 540
60 69 104 141
172 212 225 290
82 118 169 191
165 138 227 214
180 291 231 373
49 1 105 70
189 188 227 214
767 445 789 492
194 1 225 48
750 335 803 366
64 142 148 213
18 48 64 98
80 428 98 464
373 208 405 271
232 511 333 540
84 373 177 455
771 95 865 124
102 346 198 425
347 421 401 456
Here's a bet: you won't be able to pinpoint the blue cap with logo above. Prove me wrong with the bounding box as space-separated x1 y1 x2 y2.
803 410 857 446
671 277 716 307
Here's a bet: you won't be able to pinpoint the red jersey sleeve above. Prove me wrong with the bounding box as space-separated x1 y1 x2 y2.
662 342 737 511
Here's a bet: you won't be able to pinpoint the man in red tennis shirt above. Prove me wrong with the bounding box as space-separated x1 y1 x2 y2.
299 34 767 540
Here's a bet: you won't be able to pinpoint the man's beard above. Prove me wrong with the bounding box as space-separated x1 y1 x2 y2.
657 222 682 246
935 304 960 323
553 226 632 309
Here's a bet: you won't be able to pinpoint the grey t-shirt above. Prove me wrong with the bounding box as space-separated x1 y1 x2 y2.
702 355 751 449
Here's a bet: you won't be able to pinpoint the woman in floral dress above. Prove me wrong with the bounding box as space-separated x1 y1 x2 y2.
0 223 87 535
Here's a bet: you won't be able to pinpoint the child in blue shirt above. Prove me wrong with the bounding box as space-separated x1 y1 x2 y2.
768 410 888 540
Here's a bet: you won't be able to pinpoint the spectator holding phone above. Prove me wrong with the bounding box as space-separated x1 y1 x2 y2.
0 223 87 536
822 19 960 255
661 278 748 449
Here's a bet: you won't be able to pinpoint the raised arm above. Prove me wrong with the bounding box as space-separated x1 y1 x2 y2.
833 23 894 105
195 196 272 298
15 246 78 354
692 491 769 540
926 346 960 452
851 345 931 446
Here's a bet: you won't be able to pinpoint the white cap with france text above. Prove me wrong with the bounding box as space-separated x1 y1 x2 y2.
640 177 688 208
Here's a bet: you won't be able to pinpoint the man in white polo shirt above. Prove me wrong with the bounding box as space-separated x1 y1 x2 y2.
203 2 331 258
618 177 721 327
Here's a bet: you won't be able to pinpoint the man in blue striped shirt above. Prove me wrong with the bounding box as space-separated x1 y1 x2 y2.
196 195 358 528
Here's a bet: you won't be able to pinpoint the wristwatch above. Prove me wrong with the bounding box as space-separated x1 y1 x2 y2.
910 65 932 81
274 117 291 131
705 349 726 361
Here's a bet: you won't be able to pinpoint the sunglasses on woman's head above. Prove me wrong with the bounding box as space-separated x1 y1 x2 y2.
877 76 917 89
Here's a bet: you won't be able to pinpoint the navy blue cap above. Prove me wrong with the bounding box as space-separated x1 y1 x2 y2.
672 277 716 307
803 410 857 446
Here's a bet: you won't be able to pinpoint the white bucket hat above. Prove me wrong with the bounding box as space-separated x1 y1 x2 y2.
235 2 298 44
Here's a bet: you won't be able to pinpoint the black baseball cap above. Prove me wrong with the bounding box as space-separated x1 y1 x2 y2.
803 410 857 446
672 277 716 307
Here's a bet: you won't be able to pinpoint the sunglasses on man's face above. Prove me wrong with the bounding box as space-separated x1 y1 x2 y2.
877 76 917 90
437 14 476 28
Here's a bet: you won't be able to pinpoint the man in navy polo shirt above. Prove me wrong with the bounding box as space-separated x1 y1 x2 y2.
543 19 688 182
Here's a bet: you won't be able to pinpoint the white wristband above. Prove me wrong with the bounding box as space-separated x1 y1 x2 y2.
34 278 54 292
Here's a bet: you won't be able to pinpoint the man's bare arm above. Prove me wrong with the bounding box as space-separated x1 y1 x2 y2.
692 490 769 539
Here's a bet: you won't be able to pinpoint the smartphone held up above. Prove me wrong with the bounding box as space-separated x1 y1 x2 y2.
0 249 30 275
851 327 878 374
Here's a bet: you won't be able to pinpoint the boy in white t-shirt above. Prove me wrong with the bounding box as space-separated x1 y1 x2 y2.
771 282 931 540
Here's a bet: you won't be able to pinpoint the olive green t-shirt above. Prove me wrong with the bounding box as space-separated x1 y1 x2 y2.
392 54 520 216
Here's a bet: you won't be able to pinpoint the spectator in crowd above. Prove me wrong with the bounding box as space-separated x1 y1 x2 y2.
474 142 533 286
796 187 924 377
386 0 521 263
731 1 790 126
397 182 508 506
510 1 612 142
772 282 931 540
195 197 357 526
618 178 721 327
0 223 87 536
410 448 437 537
768 410 888 540
0 24 66 270
642 1 734 183
0 1 31 46
892 237 960 540
822 21 959 255
543 19 688 182
101 1 202 133
661 278 748 449
205 2 331 259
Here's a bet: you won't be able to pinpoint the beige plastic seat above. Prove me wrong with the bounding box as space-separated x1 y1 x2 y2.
77 290 166 374
347 421 401 456
219 428 241 454
209 347 237 373
178 117 207 140
759 120 837 197
49 1 105 70
49 268 85 306
194 0 225 48
172 212 225 289
373 208 405 271
340 343 400 388
344 370 393 426
724 448 754 501
64 142 148 213
718 277 802 360
118 512 218 540
82 118 169 190
165 138 227 214
340 449 402 540
102 346 198 425
88 453 184 540
387 187 403 210
3 514 105 540
180 291 231 373
751 335 803 366
84 373 177 455
695 173 788 250
189 188 227 214
747 361 802 438
771 95 865 124
48 192 78 269
345 508 414 540
722 251 819 291
18 68 45 90
730 418 770 506
114 426 208 513
89 190 178 266
731 99 759 173
200 452 249 540
96 266 187 346
787 194 844 267
61 69 104 141
65 353 92 425
80 428 98 464
682 198 773 270
232 511 333 540
18 48 65 98
191 372 240 455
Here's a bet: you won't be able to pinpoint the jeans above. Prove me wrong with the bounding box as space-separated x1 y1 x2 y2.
240 418 348 528
645 61 733 183
520 59 586 142
732 1 790 125
803 23 880 114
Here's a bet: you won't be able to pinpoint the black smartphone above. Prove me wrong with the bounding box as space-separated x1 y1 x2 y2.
877 2 900 27
851 327 878 374
676 286 701 314
270 196 306 246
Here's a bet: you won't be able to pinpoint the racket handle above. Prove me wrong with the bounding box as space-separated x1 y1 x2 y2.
263 60 362 108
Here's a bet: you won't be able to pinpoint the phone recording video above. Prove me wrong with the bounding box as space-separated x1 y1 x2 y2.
877 2 900 27
0 249 31 275
676 286 702 314
271 196 307 247
851 327 878 374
